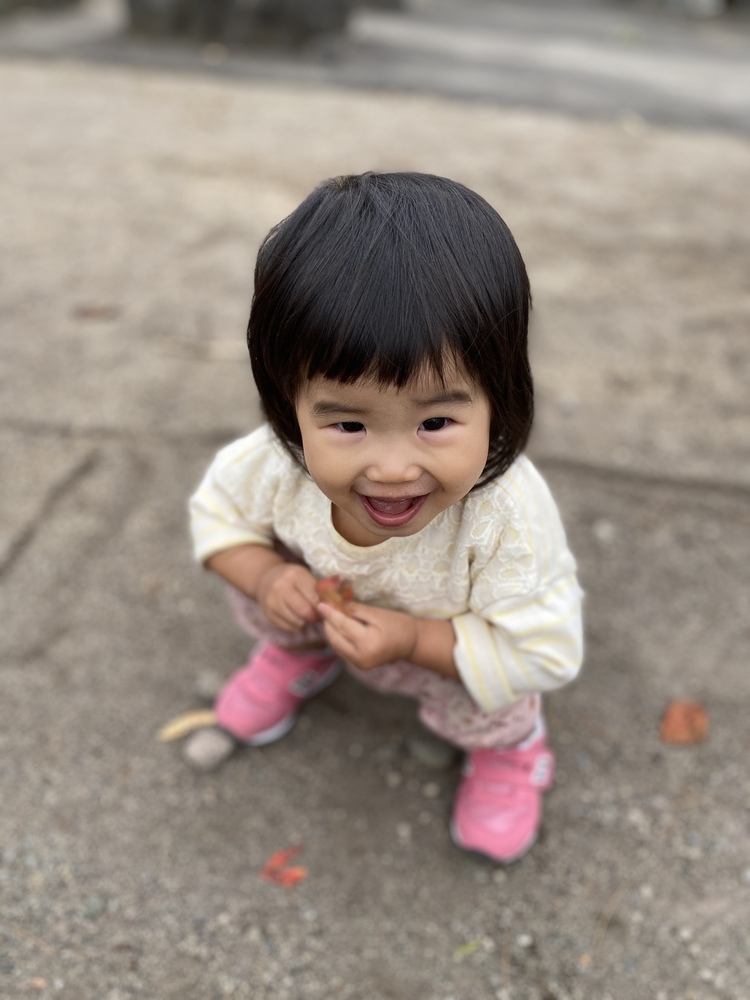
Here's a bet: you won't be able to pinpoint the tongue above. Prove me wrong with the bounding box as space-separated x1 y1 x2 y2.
367 497 415 515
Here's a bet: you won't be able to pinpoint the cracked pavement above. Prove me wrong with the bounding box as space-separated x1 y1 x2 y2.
1 5 750 998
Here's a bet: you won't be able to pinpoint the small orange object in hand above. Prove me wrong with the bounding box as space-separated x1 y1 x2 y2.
315 575 355 614
660 700 709 745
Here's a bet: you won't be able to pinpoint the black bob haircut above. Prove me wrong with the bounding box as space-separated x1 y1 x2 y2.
248 171 533 489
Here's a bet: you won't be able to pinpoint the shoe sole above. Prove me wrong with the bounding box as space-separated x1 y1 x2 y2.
449 818 538 866
239 661 341 747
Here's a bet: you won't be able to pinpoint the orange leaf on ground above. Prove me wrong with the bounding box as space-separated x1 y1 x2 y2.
262 846 302 872
271 866 308 888
315 576 355 614
660 700 709 745
261 846 308 887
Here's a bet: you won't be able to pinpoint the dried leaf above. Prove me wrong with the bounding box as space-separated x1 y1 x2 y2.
453 939 482 960
262 846 302 871
157 709 217 742
72 303 120 321
261 845 308 887
660 700 709 745
315 575 355 614
269 866 308 888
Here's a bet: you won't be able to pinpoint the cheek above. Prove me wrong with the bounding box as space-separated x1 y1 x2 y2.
458 434 490 489
303 440 352 490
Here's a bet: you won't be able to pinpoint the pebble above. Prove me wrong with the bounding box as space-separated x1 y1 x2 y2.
592 519 616 544
516 933 534 949
84 894 106 919
406 735 458 771
193 669 225 704
422 782 441 798
741 867 750 885
396 822 412 843
183 728 236 772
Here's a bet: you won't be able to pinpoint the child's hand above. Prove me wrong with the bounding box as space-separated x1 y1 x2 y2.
317 601 418 670
256 563 321 632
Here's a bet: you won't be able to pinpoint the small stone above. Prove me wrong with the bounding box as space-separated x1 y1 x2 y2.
741 867 750 885
183 728 236 772
421 782 441 798
592 519 616 544
193 670 225 704
406 734 458 770
516 933 533 949
492 869 507 885
385 771 402 788
396 822 412 842
84 894 106 919
699 968 715 982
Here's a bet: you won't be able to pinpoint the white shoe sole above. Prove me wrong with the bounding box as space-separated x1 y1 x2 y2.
449 818 538 865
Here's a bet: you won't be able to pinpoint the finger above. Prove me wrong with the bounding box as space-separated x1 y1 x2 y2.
267 601 307 632
286 592 320 624
317 602 359 635
298 577 322 608
321 620 359 658
318 601 369 630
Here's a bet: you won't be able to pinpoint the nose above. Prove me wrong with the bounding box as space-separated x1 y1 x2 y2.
365 442 422 484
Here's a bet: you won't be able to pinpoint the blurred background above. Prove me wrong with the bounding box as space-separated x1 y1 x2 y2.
2 2 750 999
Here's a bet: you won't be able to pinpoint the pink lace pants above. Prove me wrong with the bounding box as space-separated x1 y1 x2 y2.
227 588 541 751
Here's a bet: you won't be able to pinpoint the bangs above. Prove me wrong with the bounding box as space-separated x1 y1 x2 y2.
299 236 470 391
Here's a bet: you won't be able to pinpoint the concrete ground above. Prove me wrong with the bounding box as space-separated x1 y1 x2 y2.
1 3 750 998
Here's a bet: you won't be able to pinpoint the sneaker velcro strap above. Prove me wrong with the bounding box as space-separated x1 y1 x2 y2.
473 750 555 790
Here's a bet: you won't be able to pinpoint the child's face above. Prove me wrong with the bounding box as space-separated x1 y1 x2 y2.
295 364 491 547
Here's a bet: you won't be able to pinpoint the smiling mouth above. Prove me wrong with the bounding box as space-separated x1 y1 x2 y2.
359 494 428 527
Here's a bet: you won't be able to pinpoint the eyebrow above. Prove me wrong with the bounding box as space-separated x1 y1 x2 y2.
310 401 369 417
310 389 475 418
412 390 474 407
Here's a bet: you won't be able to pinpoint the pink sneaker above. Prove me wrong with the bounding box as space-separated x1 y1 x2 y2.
451 736 555 863
215 644 340 745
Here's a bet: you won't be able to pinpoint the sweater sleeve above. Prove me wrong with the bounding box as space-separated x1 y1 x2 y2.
452 462 584 713
188 427 282 564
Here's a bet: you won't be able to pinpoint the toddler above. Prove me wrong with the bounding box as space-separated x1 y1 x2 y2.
189 172 583 863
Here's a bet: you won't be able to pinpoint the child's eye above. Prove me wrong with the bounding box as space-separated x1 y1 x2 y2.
336 421 365 433
421 417 451 432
